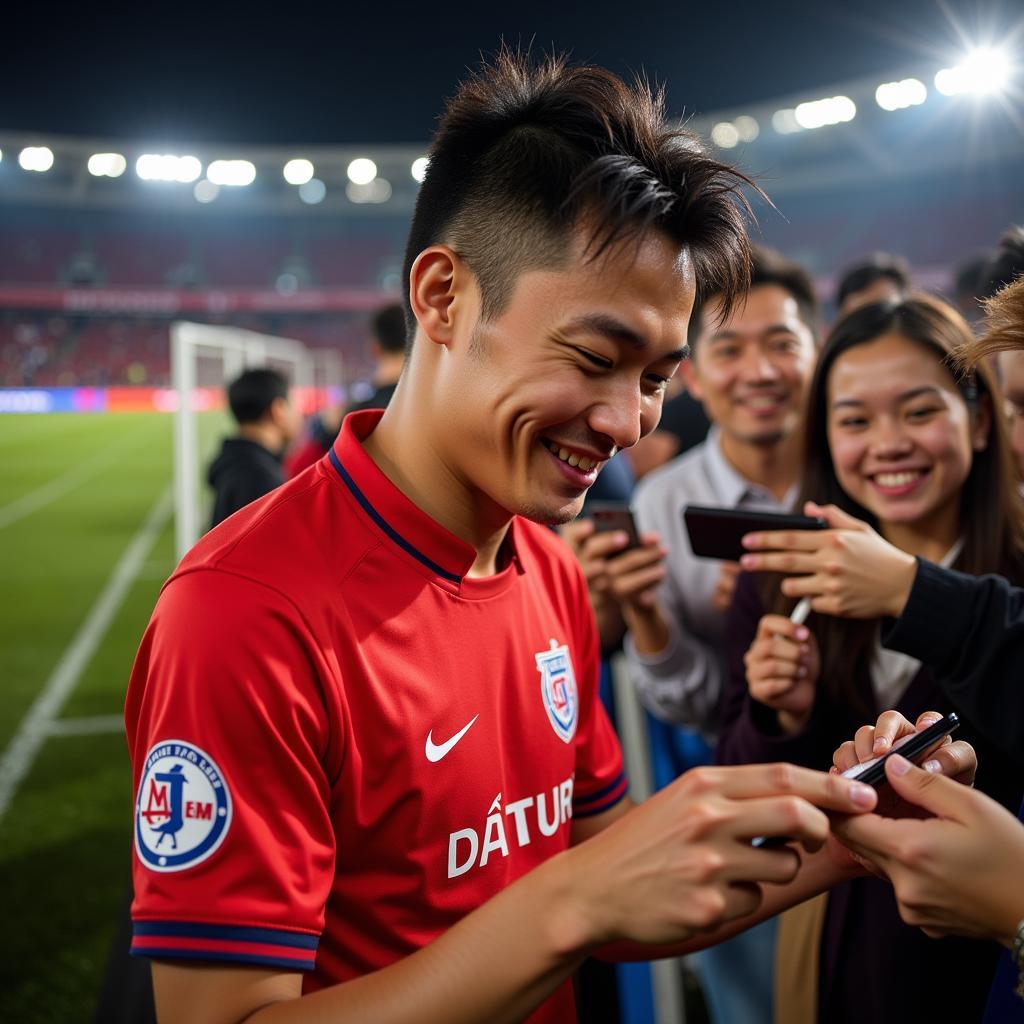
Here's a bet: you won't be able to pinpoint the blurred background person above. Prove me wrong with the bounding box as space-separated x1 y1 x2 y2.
834 252 911 317
207 367 300 528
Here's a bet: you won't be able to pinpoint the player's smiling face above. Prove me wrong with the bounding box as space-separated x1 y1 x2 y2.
443 229 693 526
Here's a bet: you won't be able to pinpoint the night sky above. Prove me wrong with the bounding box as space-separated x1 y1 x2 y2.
1 0 1015 145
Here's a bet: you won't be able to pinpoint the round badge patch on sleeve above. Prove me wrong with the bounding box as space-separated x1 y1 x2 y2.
135 740 232 872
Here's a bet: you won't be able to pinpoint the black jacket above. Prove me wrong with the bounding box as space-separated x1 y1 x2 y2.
206 438 284 529
884 558 1024 766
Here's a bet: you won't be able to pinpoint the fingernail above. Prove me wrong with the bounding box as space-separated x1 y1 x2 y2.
796 627 809 641
920 713 941 727
888 754 911 776
741 535 757 549
797 666 807 677
873 736 890 753
923 759 941 774
851 783 876 808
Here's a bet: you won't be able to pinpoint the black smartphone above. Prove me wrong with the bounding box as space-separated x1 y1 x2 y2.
751 713 961 849
841 712 960 787
589 501 641 550
683 504 827 562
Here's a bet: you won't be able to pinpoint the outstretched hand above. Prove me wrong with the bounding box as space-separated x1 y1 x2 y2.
739 501 918 619
832 753 1023 945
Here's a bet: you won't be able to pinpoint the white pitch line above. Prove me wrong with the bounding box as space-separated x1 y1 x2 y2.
0 432 146 531
45 715 126 737
0 487 172 824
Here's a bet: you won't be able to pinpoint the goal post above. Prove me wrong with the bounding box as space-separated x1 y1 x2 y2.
170 321 342 560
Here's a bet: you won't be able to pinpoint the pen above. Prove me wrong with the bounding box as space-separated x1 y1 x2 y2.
790 596 812 625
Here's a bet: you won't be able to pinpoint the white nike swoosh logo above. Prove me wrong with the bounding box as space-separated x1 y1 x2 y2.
425 715 479 763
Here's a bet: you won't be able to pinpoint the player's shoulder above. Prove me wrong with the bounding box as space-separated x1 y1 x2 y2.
633 440 710 512
172 459 375 599
513 518 587 594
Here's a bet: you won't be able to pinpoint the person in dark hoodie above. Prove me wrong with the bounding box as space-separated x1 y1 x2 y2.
208 367 300 528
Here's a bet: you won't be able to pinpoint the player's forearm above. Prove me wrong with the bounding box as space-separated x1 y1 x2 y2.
597 841 856 963
248 857 589 1024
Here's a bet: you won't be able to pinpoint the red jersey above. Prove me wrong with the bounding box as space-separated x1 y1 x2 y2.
126 410 627 1022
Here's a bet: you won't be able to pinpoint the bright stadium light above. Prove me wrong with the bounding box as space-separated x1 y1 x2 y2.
346 177 392 204
794 95 856 130
935 47 1012 96
772 108 802 134
733 115 760 142
87 152 127 177
299 178 327 204
875 78 928 111
193 179 219 203
346 157 377 185
711 122 740 148
207 159 256 186
136 153 202 183
283 158 314 185
411 156 429 183
19 146 55 172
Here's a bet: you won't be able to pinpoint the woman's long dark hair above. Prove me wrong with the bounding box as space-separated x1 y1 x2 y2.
766 293 1024 717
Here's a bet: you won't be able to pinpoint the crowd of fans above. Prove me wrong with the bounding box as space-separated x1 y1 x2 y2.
114 51 1024 1024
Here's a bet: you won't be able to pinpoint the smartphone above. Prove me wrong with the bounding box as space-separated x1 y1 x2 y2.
589 501 641 550
841 712 960 787
684 504 827 562
751 713 961 849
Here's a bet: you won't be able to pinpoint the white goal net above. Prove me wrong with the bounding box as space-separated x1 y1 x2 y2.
170 321 342 559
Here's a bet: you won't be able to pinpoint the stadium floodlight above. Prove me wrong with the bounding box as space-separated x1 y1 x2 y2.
206 159 256 186
283 158 314 185
794 95 856 130
411 156 429 183
346 178 392 204
733 115 759 142
346 157 377 185
136 153 203 183
299 178 327 204
19 146 55 172
772 108 802 134
875 78 928 111
193 179 219 203
711 122 740 148
935 47 1012 96
87 152 128 177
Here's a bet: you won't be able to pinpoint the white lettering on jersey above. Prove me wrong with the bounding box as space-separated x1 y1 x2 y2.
447 775 574 879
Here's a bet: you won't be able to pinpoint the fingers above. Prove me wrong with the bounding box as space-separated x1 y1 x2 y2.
869 710 925 755
880 754 974 817
726 795 830 853
830 812 903 869
741 529 829 554
682 763 877 814
739 551 822 575
754 615 807 644
804 501 869 532
832 739 859 774
581 528 637 561
920 740 977 786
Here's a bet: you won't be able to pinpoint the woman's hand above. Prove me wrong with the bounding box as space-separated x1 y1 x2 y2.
743 614 821 734
832 753 1023 945
739 502 918 619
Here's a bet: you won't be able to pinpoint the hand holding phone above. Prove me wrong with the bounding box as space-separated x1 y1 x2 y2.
589 501 641 550
684 504 826 562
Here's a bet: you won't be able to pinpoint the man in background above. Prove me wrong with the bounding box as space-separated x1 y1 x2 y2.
285 303 406 477
834 252 910 316
207 367 299 527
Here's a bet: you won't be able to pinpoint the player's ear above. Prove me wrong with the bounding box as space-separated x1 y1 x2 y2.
408 245 474 348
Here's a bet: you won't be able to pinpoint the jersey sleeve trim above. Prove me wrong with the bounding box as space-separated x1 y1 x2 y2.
573 771 629 818
130 921 318 971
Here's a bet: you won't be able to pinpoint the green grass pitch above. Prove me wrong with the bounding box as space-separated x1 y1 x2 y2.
0 411 226 1023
